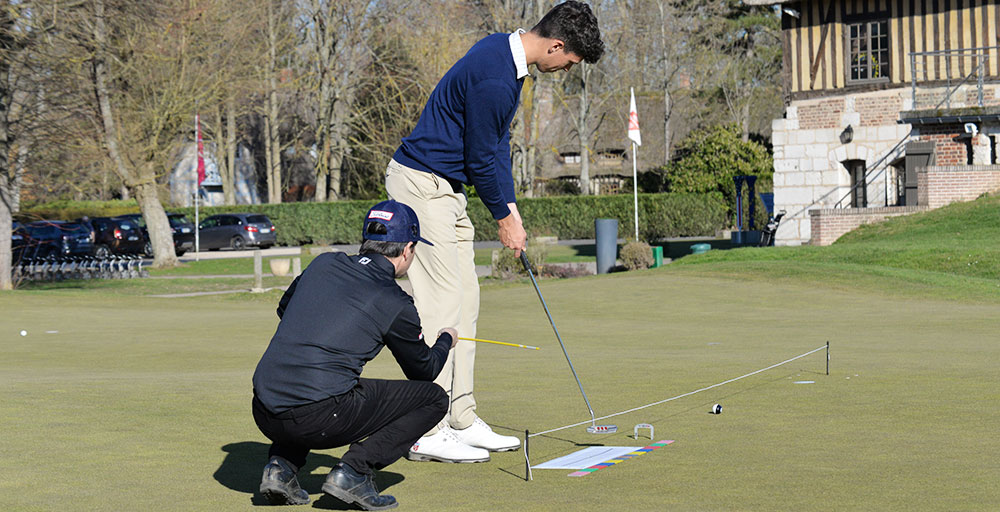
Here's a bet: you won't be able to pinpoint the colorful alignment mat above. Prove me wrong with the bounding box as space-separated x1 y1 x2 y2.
567 440 674 477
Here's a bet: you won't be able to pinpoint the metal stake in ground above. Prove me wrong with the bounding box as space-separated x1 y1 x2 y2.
519 251 617 435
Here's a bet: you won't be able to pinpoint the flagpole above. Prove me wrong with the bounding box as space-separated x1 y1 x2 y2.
627 87 642 242
632 141 639 241
194 113 201 261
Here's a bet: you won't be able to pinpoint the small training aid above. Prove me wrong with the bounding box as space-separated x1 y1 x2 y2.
633 423 654 440
710 404 723 414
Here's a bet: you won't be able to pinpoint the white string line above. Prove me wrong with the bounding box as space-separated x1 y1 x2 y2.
528 344 828 438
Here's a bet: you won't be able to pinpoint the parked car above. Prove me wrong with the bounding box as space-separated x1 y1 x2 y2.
90 216 146 257
197 213 276 251
12 221 65 259
53 221 95 256
117 213 196 256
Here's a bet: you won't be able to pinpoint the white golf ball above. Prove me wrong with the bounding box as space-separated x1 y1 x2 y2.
20 330 27 336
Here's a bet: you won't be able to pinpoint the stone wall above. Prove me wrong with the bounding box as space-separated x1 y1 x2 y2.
918 165 1000 208
808 206 929 246
771 89 912 245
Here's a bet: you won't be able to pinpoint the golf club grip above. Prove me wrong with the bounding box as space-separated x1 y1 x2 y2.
519 251 532 273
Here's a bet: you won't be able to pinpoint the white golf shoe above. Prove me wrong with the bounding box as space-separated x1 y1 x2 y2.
406 427 490 463
452 418 521 452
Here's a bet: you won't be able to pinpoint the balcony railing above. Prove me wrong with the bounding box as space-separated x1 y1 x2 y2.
909 46 998 110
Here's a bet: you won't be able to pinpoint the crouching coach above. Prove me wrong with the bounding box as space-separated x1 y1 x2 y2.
251 200 454 510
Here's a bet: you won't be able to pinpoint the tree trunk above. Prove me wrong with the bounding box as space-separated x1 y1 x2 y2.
264 114 274 202
741 101 751 142
134 171 178 268
659 0 672 165
213 104 226 193
663 88 672 165
224 95 237 205
578 65 591 195
266 0 282 204
92 0 175 268
312 0 331 202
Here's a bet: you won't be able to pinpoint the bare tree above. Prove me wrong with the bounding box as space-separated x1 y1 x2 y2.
304 1 381 201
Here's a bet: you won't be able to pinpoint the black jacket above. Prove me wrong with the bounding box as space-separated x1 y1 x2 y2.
253 252 450 413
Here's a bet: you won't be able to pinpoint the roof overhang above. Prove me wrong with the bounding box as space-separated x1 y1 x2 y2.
899 106 1000 125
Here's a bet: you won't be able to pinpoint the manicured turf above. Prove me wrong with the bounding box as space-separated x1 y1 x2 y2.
3 268 999 511
3 195 999 510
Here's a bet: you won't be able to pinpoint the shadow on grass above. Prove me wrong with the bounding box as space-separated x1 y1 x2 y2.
214 441 404 508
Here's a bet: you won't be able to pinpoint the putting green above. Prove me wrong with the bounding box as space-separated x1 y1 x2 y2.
1 268 998 511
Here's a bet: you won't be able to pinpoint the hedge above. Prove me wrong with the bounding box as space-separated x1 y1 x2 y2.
20 193 728 246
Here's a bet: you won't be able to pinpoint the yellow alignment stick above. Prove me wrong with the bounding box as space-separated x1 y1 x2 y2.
458 337 540 350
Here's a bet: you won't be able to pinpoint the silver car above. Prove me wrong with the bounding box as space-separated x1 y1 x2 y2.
197 213 277 251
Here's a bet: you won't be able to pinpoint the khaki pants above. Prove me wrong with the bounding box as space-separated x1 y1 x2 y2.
385 159 480 433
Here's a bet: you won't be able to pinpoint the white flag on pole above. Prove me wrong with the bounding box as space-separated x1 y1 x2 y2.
628 87 642 147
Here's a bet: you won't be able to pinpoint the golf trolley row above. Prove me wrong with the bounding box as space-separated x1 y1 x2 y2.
13 254 149 282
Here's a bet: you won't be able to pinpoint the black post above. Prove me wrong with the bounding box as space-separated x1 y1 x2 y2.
826 341 830 376
746 175 758 230
524 429 531 481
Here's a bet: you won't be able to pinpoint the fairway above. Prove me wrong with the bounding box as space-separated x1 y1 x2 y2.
2 269 999 511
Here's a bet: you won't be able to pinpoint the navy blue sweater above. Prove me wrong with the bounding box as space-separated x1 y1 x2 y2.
393 33 523 220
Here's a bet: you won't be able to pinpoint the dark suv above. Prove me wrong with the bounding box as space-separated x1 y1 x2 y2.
12 222 65 259
54 221 95 256
197 213 277 250
117 213 196 256
90 217 145 257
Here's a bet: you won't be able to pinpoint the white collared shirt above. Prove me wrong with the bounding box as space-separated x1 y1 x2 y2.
508 29 529 79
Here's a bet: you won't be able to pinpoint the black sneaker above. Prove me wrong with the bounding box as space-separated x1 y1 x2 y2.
322 463 398 511
259 456 310 505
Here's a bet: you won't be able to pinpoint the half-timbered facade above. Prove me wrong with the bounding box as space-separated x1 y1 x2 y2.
751 0 1000 245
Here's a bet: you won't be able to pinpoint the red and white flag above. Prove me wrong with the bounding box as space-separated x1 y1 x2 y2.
195 113 206 186
628 87 642 147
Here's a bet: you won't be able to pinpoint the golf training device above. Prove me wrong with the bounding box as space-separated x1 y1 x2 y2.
519 251 617 435
459 337 540 350
523 343 832 481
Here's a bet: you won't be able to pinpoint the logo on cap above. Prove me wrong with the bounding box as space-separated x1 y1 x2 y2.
368 210 394 221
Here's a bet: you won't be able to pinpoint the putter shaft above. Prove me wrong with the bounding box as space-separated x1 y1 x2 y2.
520 251 599 429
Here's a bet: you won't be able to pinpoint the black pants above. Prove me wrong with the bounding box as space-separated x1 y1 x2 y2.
252 378 447 475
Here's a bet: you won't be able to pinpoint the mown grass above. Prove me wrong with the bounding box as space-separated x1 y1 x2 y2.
668 193 1000 303
3 194 999 511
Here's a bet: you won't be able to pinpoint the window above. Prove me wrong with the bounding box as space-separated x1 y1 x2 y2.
848 20 889 82
561 152 581 164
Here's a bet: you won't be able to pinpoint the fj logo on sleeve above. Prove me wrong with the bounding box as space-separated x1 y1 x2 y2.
359 257 371 265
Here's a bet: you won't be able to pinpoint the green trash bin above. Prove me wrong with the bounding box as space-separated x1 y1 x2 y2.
690 243 711 255
651 246 664 268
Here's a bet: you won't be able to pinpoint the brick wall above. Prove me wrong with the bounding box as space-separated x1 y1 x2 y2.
918 165 1000 208
856 96 902 127
797 98 845 130
915 125 968 166
809 206 929 246
964 87 997 106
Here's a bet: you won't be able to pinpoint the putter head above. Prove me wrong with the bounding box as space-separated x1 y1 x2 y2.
586 425 618 434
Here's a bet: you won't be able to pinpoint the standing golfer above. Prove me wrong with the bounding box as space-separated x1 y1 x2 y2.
252 200 454 510
386 1 604 463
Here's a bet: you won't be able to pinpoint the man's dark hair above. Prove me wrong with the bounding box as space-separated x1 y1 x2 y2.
530 1 604 63
360 221 410 257
359 239 410 258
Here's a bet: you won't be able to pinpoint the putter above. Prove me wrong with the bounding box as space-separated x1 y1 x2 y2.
520 251 617 435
